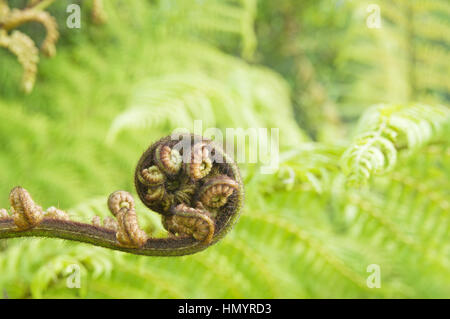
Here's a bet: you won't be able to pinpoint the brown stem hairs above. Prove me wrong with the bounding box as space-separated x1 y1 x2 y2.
0 134 244 256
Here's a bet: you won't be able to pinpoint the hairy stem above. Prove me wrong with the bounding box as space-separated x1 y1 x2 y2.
0 217 209 256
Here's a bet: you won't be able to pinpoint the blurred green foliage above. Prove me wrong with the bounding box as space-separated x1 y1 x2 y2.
0 0 449 298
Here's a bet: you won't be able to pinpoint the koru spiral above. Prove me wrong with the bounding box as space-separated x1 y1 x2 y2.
0 134 244 256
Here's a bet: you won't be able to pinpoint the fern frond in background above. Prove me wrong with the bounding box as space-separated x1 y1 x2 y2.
341 103 449 185
0 0 58 92
336 0 450 117
0 29 38 92
108 42 306 147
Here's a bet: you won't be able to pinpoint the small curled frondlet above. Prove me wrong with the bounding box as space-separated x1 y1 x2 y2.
155 144 182 175
106 191 148 247
0 134 243 256
10 187 44 230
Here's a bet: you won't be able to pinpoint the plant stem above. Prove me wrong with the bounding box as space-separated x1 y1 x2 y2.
32 0 56 11
0 218 208 256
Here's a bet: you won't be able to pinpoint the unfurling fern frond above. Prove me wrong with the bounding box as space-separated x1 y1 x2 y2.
341 103 449 186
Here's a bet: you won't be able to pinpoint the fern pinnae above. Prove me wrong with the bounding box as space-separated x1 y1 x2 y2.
341 103 450 186
277 143 344 193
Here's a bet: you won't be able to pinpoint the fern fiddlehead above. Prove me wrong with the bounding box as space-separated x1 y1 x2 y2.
341 103 449 186
1 6 59 57
0 29 39 93
0 134 244 256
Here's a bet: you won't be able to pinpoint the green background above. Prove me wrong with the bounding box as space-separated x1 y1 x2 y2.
0 0 449 298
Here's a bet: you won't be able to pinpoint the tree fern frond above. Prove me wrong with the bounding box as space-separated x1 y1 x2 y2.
30 255 89 298
67 195 166 237
107 54 307 147
159 0 257 59
110 260 186 298
345 193 450 271
385 174 449 256
341 103 449 186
